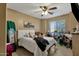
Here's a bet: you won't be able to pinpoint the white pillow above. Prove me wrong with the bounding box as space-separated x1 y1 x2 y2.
24 33 29 37
18 29 35 39
29 32 35 38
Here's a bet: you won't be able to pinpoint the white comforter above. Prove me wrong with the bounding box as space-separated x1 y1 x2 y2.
18 37 57 56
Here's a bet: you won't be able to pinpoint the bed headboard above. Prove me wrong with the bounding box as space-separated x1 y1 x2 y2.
18 29 35 39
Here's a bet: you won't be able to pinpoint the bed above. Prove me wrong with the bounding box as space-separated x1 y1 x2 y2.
18 30 57 56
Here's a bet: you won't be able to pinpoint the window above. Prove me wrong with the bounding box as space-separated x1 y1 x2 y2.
49 20 65 33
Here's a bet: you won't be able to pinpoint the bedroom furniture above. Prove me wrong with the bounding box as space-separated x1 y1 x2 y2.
71 3 79 55
18 29 35 39
18 37 57 56
64 34 72 48
72 32 79 56
18 29 57 56
58 33 72 48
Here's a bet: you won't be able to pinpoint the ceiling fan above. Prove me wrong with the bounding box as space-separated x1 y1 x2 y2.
40 6 57 16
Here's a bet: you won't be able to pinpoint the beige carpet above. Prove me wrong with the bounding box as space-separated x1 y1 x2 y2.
12 44 73 56
50 44 73 56
13 47 33 56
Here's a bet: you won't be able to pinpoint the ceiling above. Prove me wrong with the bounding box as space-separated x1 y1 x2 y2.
7 3 72 19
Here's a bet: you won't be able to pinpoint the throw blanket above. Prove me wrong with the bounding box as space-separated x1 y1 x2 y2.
34 37 49 51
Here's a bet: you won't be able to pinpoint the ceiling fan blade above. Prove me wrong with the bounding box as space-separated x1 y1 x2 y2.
34 11 40 13
49 7 57 10
48 12 53 15
40 6 43 8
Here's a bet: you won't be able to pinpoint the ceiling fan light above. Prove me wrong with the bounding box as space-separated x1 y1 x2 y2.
42 11 48 15
45 11 48 15
42 11 45 15
42 7 45 10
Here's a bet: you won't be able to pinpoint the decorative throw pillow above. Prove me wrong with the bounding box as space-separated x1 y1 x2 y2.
24 33 29 37
29 32 35 38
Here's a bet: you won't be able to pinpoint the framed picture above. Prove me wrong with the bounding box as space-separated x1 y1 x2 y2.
24 22 35 29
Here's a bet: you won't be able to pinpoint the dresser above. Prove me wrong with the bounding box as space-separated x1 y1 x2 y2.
72 32 79 56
